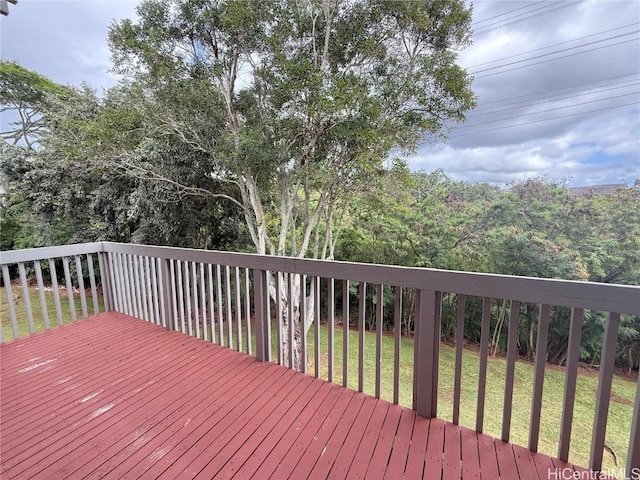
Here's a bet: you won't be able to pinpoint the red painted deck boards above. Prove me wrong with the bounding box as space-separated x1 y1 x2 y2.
0 312 595 479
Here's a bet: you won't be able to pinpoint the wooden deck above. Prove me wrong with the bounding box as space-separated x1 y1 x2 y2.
1 312 590 479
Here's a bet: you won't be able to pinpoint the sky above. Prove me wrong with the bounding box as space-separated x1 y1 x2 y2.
0 0 638 187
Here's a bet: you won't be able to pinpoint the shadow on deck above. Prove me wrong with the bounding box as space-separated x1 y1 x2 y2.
1 312 592 479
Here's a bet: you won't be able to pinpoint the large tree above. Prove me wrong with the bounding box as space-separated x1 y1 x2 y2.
108 0 475 368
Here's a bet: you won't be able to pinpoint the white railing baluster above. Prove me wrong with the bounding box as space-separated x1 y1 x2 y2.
191 261 199 338
529 304 550 451
590 312 621 471
107 252 119 312
216 264 223 347
314 276 320 378
502 300 520 442
126 254 138 318
453 294 466 424
74 256 88 318
627 371 640 475
48 259 63 324
144 257 153 323
115 253 127 314
343 280 350 388
2 264 18 338
253 268 268 362
134 255 145 320
244 268 251 355
112 252 123 313
225 265 232 348
170 259 179 331
133 254 143 318
150 257 161 325
62 257 77 321
235 266 241 351
375 284 383 399
122 253 133 315
176 260 186 333
208 264 216 343
18 262 35 333
432 291 442 415
476 297 491 431
393 286 402 405
328 278 334 382
122 254 133 316
276 272 283 364
86 254 99 315
184 261 193 334
97 252 111 312
154 258 165 327
140 256 151 323
287 272 294 368
135 255 144 319
200 263 207 341
300 274 307 373
34 260 50 329
558 307 584 460
358 281 366 393
264 271 271 360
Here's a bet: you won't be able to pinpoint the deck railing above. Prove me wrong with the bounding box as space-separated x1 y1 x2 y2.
1 242 639 475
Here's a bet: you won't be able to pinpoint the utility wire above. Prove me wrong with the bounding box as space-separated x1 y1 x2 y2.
450 102 639 138
469 31 639 74
475 72 640 107
473 1 578 32
468 81 640 117
467 23 639 69
473 0 566 30
471 1 546 26
474 38 639 79
474 0 585 36
458 92 638 129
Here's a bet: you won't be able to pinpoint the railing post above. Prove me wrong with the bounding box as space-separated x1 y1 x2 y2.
254 269 269 362
161 258 175 331
627 366 640 477
590 312 620 472
413 288 440 418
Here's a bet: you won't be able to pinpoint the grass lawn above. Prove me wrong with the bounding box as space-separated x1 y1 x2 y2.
2 290 635 474
1 285 105 340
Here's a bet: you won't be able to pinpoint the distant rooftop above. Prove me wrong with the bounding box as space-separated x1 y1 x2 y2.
568 183 628 197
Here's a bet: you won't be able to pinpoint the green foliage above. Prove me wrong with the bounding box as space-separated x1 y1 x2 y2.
335 172 640 369
106 0 476 258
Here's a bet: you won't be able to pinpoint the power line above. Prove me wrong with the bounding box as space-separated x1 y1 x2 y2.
469 31 639 74
468 81 640 117
474 72 640 107
474 38 639 79
450 102 639 138
473 1 579 32
467 24 639 69
474 0 585 36
471 78 639 113
458 93 639 129
471 1 547 26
